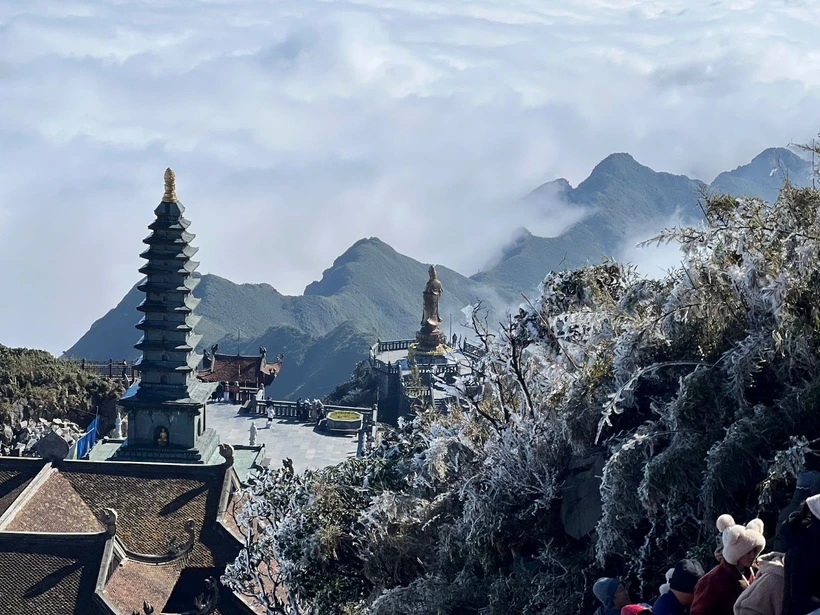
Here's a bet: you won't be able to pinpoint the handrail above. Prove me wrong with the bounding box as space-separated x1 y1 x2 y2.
376 339 414 353
254 400 375 425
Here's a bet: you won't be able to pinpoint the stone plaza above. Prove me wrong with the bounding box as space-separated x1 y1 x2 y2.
206 402 359 472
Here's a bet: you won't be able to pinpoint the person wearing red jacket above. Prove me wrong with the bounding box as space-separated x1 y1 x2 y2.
690 514 766 615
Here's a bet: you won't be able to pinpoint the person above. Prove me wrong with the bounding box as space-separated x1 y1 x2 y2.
296 398 303 420
215 381 225 403
249 421 258 446
266 404 274 429
622 607 652 615
734 551 784 615
782 495 820 615
593 578 630 615
773 471 820 552
654 559 705 615
690 514 765 615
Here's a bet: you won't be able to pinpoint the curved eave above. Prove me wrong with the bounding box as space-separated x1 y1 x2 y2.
137 278 198 294
135 320 194 332
132 359 194 373
136 301 193 314
138 245 199 260
134 341 195 352
138 260 199 276
147 218 192 231
143 230 195 245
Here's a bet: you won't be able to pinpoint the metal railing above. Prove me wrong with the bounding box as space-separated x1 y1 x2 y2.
66 358 140 380
376 340 414 353
246 400 375 425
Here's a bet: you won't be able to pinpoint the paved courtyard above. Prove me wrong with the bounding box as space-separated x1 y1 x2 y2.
207 402 359 472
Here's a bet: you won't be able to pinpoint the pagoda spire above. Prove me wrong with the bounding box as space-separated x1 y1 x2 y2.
163 167 177 203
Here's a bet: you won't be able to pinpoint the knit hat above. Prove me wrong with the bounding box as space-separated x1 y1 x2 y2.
669 559 704 593
806 494 820 521
593 578 621 609
796 470 820 493
621 606 651 615
716 514 766 565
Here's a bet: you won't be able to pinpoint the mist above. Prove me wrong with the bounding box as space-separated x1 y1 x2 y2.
2 0 820 353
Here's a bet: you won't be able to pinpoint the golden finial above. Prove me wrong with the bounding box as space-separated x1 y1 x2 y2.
163 167 177 202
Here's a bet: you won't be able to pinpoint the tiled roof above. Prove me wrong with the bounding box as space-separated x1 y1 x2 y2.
0 532 108 615
105 558 181 613
0 459 46 517
57 461 241 613
4 470 103 533
60 462 220 556
200 354 263 385
0 459 246 614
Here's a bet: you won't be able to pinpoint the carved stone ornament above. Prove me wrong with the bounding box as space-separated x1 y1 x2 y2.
219 442 234 466
102 508 118 536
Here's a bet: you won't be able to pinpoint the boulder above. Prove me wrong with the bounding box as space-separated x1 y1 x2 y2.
560 453 607 540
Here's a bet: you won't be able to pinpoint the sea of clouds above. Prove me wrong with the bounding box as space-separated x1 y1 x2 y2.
0 0 818 352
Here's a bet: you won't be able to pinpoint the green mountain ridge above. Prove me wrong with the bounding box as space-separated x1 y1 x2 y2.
64 146 812 399
66 237 498 399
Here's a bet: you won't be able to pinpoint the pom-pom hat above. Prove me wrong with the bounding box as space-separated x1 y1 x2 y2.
716 514 765 565
806 493 820 521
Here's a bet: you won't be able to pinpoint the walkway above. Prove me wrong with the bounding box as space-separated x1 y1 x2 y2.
206 402 358 472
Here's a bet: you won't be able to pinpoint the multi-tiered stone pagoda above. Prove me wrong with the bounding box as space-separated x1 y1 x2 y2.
113 168 218 463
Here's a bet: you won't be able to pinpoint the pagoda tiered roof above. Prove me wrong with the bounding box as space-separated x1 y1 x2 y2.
139 243 199 261
136 293 201 314
137 276 199 294
138 260 200 276
135 316 199 333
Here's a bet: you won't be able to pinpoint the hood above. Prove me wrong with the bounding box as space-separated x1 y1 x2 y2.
756 551 784 576
593 578 620 609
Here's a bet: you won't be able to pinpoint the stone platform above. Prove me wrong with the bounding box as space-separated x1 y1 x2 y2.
206 402 358 472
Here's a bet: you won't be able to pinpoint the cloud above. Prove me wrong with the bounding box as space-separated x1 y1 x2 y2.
1 0 820 352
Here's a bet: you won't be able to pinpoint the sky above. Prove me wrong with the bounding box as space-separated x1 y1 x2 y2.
1 0 819 354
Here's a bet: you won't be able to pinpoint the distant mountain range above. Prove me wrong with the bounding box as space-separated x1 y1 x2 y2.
65 147 812 399
472 147 811 294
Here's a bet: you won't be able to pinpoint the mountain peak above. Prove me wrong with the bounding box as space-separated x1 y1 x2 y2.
525 178 572 201
589 152 643 176
304 237 403 296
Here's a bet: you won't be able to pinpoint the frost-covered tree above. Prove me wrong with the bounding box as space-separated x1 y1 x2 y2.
224 181 820 614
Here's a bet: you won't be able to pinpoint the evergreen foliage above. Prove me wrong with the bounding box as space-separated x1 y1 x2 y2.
224 181 820 614
0 345 122 428
323 360 378 408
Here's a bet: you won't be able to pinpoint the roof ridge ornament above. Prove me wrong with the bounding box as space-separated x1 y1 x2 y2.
163 167 178 203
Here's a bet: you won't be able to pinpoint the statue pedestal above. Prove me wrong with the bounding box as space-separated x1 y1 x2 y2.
415 325 446 354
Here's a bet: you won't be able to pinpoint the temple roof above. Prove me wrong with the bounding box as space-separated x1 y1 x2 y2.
199 353 283 387
0 458 249 614
0 459 46 517
0 532 109 615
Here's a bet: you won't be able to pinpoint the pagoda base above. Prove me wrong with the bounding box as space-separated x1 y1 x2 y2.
109 428 221 465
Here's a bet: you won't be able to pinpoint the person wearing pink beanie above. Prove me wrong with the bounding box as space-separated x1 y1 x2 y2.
690 514 766 615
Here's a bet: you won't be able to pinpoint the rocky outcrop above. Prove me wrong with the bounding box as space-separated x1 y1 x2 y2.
0 416 85 457
0 345 123 456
